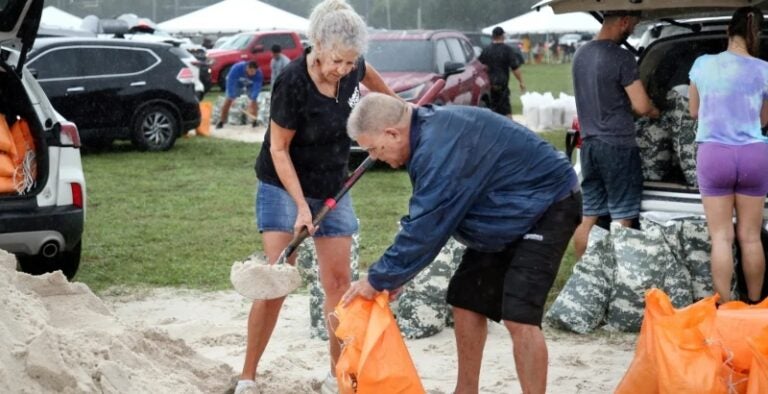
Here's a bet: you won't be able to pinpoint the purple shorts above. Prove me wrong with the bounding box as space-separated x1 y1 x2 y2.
697 142 768 197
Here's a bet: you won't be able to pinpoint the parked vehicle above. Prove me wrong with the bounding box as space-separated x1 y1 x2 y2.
207 30 303 88
364 30 491 106
27 37 201 151
0 0 86 279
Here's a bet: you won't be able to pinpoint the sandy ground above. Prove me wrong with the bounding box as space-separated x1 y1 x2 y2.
103 287 636 394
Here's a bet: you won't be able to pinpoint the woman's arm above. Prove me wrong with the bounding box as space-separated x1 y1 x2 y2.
688 83 700 120
761 99 768 127
361 62 397 97
269 121 315 235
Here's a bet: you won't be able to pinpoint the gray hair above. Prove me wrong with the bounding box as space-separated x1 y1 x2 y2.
308 0 368 54
347 93 408 139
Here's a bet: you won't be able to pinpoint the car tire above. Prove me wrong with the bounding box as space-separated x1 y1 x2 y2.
218 65 231 91
17 241 82 280
131 104 179 151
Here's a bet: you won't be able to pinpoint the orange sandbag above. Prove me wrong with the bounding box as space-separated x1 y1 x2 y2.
10 117 35 166
334 293 425 394
715 299 768 373
196 102 212 137
0 152 14 177
0 113 17 158
747 325 768 394
616 289 727 394
0 176 15 193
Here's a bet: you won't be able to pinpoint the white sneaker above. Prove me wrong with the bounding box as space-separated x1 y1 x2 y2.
234 379 259 394
320 373 338 394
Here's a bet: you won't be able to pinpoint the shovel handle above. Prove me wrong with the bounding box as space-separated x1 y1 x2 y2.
281 156 377 260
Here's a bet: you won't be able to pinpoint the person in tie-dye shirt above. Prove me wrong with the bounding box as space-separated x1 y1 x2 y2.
689 6 768 304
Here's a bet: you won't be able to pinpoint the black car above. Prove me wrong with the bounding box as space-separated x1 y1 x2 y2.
27 38 201 151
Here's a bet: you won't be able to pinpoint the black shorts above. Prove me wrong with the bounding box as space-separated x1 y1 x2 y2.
446 191 582 326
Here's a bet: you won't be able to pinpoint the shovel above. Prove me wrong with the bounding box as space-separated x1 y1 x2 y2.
231 157 377 300
231 79 447 300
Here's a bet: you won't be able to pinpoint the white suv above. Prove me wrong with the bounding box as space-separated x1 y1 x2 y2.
0 0 86 279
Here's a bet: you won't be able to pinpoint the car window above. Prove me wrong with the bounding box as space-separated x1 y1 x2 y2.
219 34 251 50
257 34 297 50
435 39 451 73
78 47 159 77
445 38 467 64
459 38 475 61
366 39 433 72
28 48 81 79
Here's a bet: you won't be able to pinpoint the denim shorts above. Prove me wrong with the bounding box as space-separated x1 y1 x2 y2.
255 181 358 237
580 138 642 220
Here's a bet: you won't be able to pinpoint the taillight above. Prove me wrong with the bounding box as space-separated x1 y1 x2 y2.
177 67 196 84
60 121 81 147
71 183 83 208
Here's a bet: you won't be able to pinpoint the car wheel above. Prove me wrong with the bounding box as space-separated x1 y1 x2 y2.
218 66 231 91
131 105 178 151
17 241 82 280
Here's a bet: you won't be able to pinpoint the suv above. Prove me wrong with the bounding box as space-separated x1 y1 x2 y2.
207 30 303 88
27 37 201 151
0 0 86 279
364 30 491 106
548 0 768 217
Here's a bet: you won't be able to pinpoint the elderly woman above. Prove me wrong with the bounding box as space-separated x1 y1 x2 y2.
689 6 768 304
234 1 395 393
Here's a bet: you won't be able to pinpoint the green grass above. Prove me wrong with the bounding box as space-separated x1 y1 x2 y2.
510 63 574 115
78 63 576 298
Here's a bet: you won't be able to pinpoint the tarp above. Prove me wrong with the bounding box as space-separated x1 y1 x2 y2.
158 0 309 34
482 6 600 35
41 6 83 30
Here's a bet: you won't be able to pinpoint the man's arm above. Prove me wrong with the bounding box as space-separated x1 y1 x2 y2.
624 80 660 119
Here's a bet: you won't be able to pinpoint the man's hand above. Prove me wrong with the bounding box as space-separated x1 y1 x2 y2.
341 278 379 306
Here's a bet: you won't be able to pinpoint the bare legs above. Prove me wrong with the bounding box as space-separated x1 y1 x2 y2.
452 307 547 394
704 194 765 303
573 215 632 260
240 232 352 380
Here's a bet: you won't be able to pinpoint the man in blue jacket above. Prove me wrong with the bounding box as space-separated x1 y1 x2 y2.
342 93 581 394
216 60 263 129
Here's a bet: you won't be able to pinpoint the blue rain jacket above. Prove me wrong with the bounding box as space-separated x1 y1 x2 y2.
367 105 578 291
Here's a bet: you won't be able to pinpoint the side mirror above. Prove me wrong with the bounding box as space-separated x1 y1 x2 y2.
443 61 465 77
252 44 265 53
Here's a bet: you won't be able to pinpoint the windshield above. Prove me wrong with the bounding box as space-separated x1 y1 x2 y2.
366 40 433 72
219 34 251 50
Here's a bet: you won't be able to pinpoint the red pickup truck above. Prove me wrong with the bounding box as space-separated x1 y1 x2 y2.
208 30 303 89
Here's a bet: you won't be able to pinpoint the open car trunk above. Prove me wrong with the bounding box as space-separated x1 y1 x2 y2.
0 60 47 199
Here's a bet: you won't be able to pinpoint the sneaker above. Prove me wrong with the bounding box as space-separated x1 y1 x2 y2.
320 373 338 394
215 121 224 129
234 379 259 394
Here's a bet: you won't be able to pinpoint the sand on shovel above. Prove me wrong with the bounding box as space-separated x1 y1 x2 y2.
230 253 302 300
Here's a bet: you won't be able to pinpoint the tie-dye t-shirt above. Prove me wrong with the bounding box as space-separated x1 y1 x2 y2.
689 51 768 144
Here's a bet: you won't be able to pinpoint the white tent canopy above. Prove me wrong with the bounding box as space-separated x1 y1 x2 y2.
158 0 309 35
482 6 600 35
41 6 84 30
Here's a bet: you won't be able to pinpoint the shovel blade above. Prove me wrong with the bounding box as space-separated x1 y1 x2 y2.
230 254 302 300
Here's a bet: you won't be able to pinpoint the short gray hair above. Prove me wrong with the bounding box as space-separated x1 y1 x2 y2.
347 93 408 139
308 0 368 54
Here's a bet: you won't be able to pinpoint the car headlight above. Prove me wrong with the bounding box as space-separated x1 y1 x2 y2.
396 84 425 102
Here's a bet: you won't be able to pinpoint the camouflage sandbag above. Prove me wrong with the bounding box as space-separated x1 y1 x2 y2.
545 226 615 334
605 222 670 332
444 238 466 328
639 215 694 308
296 231 361 341
635 110 676 181
397 237 464 339
256 91 271 126
212 95 250 125
679 218 739 301
668 89 699 188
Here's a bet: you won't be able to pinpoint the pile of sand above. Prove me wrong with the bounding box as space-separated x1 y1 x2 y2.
0 250 234 393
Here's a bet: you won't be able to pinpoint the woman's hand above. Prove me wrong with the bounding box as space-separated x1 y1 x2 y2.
294 202 316 236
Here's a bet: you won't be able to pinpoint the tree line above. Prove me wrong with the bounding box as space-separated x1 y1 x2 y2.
46 0 540 31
